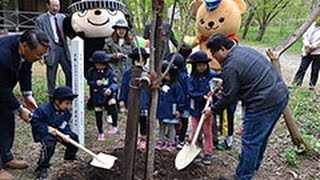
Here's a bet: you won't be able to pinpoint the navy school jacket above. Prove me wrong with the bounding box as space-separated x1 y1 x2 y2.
31 103 73 142
119 66 150 111
177 69 191 112
87 67 118 106
188 69 219 118
157 81 185 122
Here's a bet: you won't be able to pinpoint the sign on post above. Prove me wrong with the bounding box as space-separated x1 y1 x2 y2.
71 36 85 145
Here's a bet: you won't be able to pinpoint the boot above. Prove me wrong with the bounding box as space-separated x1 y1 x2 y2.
0 169 14 180
4 159 28 169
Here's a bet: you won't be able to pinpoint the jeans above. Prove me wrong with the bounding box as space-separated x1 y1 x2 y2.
236 96 288 180
292 55 320 87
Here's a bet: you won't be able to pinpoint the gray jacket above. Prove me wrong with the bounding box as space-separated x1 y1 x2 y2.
212 45 289 113
35 12 70 66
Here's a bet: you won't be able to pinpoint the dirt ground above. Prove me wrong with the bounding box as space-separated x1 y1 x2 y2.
8 48 320 180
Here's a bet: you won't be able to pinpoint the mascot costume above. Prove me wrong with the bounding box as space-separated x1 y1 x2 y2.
190 0 246 71
63 0 128 75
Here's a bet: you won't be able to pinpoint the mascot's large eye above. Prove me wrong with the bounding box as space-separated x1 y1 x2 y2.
78 10 88 17
219 17 225 23
107 9 118 16
200 18 205 24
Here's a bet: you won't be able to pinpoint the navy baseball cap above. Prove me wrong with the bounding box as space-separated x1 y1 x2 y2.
51 86 78 100
204 0 221 11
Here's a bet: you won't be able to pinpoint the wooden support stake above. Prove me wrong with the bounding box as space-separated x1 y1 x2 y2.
123 66 143 180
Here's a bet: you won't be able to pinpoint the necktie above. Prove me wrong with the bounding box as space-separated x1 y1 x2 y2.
54 16 64 45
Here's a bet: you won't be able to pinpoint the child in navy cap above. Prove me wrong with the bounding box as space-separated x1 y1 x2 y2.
156 61 185 152
87 51 119 140
31 86 79 179
165 53 191 150
119 47 151 149
187 50 219 165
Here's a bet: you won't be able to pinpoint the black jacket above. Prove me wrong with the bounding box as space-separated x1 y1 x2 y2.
212 45 289 113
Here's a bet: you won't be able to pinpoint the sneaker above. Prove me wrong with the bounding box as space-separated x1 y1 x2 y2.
165 142 175 152
64 155 79 161
34 168 48 180
193 154 202 163
155 140 165 150
202 154 213 165
138 138 146 149
108 126 118 134
98 133 105 141
107 115 113 123
176 141 185 150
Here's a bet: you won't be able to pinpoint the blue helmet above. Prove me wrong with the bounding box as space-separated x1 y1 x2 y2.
165 53 186 70
188 51 211 64
91 51 110 64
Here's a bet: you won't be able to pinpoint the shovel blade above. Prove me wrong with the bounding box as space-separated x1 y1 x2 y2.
175 144 201 170
90 153 117 169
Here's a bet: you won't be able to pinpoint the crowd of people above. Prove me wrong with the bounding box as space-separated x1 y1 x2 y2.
2 0 316 180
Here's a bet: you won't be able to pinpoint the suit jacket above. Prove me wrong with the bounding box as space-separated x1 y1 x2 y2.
0 35 32 110
36 12 70 66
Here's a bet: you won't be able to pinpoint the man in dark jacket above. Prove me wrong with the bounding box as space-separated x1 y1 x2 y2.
0 30 49 179
203 33 289 180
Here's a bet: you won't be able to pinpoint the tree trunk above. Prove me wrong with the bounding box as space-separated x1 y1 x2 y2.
145 0 164 179
242 7 255 40
265 2 320 149
255 22 268 41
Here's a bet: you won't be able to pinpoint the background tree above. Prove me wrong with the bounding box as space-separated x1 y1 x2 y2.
254 0 291 41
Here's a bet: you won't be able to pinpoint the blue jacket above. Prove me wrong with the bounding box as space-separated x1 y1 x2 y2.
189 70 219 118
119 66 150 111
87 67 118 106
157 81 184 123
177 69 190 112
31 103 73 142
0 35 32 110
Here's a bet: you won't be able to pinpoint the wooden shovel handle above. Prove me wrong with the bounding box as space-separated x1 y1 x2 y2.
190 96 212 145
48 126 98 158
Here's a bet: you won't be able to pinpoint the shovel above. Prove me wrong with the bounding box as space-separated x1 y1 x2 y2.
48 127 117 169
175 77 221 170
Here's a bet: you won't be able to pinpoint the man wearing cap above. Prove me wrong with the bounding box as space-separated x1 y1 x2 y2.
36 0 71 96
31 86 79 179
0 30 50 179
203 33 289 180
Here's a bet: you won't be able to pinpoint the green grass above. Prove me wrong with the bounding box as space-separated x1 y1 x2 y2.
239 25 303 54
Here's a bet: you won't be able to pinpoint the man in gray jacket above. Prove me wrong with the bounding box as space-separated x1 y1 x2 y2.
203 33 289 180
36 0 71 96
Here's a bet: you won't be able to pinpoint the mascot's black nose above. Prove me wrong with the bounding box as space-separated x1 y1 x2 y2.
208 21 214 28
94 10 102 15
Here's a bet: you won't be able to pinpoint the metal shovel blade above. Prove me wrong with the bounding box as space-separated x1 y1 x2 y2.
175 144 201 170
90 152 117 169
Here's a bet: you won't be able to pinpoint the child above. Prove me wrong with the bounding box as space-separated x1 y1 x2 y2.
165 52 191 149
156 62 184 151
31 86 79 179
119 47 150 149
188 50 219 165
87 51 118 140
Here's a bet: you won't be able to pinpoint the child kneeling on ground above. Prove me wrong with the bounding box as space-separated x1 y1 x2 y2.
31 86 79 179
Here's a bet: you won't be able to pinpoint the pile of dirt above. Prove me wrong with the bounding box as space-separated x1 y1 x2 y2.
53 148 233 180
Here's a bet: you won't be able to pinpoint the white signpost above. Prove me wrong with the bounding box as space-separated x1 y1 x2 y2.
71 36 85 145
